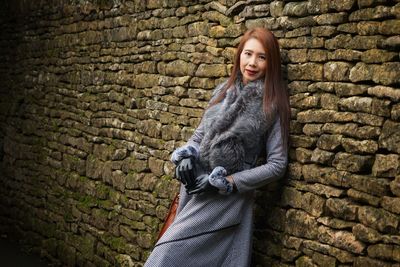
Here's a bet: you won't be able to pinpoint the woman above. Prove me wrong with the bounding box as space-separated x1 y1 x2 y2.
144 27 290 267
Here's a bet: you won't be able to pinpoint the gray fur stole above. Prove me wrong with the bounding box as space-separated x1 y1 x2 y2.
199 79 273 174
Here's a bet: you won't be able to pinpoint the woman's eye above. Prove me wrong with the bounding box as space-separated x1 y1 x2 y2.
258 55 266 61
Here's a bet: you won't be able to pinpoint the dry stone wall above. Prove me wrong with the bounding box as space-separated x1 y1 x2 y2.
0 0 399 266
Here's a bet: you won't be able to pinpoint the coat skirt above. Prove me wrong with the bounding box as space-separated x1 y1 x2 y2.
144 185 255 267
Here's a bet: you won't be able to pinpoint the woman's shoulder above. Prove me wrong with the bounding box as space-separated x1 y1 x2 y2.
212 80 228 96
208 80 229 103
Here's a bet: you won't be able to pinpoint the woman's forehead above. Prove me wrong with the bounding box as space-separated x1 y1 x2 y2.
242 38 266 53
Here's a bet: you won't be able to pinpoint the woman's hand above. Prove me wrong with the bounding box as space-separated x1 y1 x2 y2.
209 167 234 195
186 173 215 195
187 166 234 195
175 157 196 190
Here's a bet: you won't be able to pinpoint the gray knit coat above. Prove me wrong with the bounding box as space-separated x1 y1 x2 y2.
144 79 288 267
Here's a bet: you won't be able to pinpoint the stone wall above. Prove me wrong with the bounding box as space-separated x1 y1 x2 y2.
0 0 399 266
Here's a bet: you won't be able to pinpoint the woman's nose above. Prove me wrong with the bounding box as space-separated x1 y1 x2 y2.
248 56 257 66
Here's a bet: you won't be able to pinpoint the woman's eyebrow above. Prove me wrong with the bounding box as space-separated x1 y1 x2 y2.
244 49 265 55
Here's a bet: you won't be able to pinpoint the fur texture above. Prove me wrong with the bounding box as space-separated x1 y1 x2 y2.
199 79 274 174
171 144 199 165
208 166 233 195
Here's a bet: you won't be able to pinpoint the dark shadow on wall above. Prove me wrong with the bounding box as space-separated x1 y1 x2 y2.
0 235 52 267
0 139 3 162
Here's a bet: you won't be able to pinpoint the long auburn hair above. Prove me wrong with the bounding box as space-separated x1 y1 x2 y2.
210 27 290 150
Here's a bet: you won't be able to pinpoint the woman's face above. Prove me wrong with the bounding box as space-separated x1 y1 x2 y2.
239 38 267 85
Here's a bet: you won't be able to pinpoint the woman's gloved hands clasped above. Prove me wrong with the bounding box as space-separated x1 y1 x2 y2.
171 145 233 195
187 166 233 196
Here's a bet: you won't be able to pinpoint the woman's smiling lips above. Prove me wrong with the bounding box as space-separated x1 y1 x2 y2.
246 69 258 76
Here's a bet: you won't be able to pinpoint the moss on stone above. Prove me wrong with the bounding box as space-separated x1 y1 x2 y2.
63 209 74 222
96 183 111 199
99 199 115 210
77 195 99 213
142 215 160 229
103 235 128 253
160 175 173 181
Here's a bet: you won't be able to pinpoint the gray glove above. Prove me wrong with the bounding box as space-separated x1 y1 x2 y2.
187 166 233 195
170 145 199 165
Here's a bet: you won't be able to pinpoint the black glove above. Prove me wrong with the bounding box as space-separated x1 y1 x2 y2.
175 157 196 190
187 166 233 195
186 173 216 195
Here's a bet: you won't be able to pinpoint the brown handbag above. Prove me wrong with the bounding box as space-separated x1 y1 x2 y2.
157 193 180 241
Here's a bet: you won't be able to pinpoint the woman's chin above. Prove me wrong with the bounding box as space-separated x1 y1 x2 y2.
243 76 258 84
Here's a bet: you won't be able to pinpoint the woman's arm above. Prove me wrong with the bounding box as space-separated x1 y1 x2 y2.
230 116 288 193
186 118 205 151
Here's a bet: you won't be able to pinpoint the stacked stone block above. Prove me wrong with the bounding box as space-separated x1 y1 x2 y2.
0 0 399 266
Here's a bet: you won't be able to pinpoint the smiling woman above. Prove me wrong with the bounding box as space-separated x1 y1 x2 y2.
240 38 267 84
210 27 290 146
144 27 290 267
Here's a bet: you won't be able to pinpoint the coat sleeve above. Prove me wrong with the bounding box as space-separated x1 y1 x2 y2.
186 118 205 151
231 116 288 193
